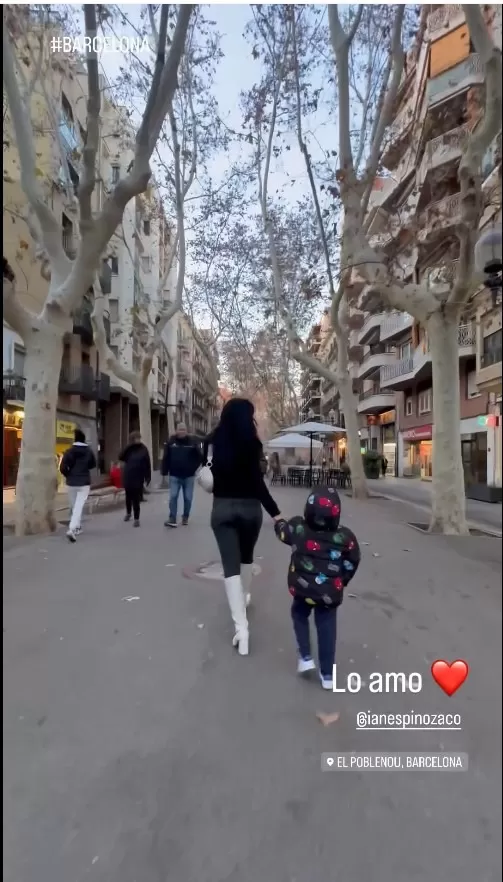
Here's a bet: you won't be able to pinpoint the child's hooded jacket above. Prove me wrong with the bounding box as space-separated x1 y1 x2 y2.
275 486 361 607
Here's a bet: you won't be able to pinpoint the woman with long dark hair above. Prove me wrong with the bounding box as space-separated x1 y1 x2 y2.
203 398 282 656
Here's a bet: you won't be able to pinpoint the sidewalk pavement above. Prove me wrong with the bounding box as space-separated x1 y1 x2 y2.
3 487 501 882
374 476 502 534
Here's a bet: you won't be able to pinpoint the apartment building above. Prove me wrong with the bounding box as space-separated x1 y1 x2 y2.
99 89 176 469
3 40 112 488
175 315 219 441
300 321 325 421
357 3 502 494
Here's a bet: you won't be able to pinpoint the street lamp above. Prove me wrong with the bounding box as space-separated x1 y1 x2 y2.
475 223 502 308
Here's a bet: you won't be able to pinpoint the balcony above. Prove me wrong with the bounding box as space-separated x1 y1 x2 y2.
425 259 460 294
427 5 464 39
322 382 339 407
381 100 415 169
358 347 397 380
59 364 96 399
427 54 484 109
62 230 76 259
359 313 383 345
72 296 94 346
380 312 414 343
418 125 469 187
417 192 462 243
357 386 396 415
380 324 476 389
348 344 364 364
3 373 26 404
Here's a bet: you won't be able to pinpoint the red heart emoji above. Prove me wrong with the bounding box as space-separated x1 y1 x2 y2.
431 660 469 696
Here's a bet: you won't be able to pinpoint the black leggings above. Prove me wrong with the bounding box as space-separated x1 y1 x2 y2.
211 498 263 578
125 488 142 520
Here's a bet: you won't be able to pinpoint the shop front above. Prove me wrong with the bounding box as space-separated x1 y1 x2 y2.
400 424 433 479
380 410 396 475
3 406 24 488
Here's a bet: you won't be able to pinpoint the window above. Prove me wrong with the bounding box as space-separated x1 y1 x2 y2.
466 369 480 399
110 256 119 275
111 165 120 184
400 341 412 359
405 396 413 416
13 344 25 377
141 255 152 273
143 220 151 236
109 301 119 323
110 345 119 360
418 389 432 414
482 330 502 367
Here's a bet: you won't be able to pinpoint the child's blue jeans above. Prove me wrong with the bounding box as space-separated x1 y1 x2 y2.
291 596 337 678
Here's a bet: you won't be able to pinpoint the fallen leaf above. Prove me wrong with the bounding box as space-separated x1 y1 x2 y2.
316 711 340 727
348 593 357 598
165 564 175 567
122 596 140 602
197 623 205 629
403 548 412 552
361 542 370 546
372 553 381 558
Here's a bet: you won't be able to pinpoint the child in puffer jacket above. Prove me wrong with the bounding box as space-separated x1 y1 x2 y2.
275 485 361 690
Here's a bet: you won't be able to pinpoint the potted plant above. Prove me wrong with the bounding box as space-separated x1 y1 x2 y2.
362 450 381 479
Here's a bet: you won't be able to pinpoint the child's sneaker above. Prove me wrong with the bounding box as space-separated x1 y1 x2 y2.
320 674 333 690
297 657 316 675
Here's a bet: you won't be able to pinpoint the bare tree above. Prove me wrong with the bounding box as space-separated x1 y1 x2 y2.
3 4 193 534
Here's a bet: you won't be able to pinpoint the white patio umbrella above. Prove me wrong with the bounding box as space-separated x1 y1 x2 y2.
266 433 323 450
279 420 346 483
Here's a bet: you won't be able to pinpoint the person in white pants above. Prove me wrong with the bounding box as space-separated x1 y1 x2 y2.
59 429 97 542
67 485 91 534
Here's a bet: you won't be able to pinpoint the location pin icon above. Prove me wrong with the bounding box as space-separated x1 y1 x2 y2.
326 757 334 767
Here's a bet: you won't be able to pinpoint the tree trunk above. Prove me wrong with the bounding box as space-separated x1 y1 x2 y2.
427 313 468 535
137 377 153 466
336 336 368 499
15 325 64 535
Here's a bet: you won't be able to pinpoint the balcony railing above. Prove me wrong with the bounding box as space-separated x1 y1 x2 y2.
418 192 462 241
359 386 385 401
427 4 463 37
425 259 460 289
3 374 26 402
72 296 94 346
59 365 96 399
380 311 414 342
458 323 476 349
481 347 502 368
427 54 483 107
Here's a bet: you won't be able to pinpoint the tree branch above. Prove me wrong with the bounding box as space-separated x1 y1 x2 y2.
79 4 101 234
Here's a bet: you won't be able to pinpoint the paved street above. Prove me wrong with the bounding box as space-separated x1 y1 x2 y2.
3 487 502 882
375 476 502 534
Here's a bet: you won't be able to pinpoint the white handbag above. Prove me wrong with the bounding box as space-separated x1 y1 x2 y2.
197 446 213 493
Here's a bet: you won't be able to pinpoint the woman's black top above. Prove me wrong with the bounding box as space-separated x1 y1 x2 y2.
203 436 280 519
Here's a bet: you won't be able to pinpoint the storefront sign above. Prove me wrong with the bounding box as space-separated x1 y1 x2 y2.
366 415 378 426
56 419 76 440
402 424 432 442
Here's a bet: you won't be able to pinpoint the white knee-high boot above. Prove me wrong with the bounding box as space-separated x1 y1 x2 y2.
224 575 249 655
241 563 253 609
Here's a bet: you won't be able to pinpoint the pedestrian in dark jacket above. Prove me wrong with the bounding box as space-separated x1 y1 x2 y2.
60 428 97 542
275 485 361 689
161 422 202 527
119 431 152 527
